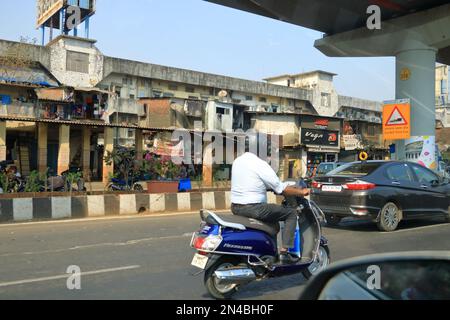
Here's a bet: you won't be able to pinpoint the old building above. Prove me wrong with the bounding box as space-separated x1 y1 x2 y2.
436 64 450 128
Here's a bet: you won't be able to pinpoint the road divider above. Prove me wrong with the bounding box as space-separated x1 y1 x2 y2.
0 191 283 224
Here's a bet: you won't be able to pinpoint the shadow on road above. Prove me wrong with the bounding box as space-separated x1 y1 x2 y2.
324 217 449 233
230 274 307 300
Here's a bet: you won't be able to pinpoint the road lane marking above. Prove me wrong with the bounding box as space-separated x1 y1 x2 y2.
380 222 450 234
0 233 193 258
0 265 140 288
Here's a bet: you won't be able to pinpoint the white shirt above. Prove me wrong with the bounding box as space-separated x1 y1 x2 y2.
231 152 288 205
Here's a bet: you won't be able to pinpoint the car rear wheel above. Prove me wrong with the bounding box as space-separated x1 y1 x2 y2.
377 202 401 232
325 214 342 226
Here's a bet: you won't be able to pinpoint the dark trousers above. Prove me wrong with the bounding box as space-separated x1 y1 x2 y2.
231 203 298 248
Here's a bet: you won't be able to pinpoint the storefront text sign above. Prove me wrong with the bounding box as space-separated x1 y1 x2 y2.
301 129 339 147
343 134 363 151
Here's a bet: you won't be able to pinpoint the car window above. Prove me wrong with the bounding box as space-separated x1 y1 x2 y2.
317 164 334 175
327 163 382 176
385 164 414 182
410 164 440 185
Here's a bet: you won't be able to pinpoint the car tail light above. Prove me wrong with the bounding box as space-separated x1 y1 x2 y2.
311 181 322 189
342 180 376 190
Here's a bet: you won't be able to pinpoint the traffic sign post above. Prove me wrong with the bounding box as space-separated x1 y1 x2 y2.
382 99 411 141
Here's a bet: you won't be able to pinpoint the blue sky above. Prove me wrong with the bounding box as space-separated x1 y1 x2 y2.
0 0 395 101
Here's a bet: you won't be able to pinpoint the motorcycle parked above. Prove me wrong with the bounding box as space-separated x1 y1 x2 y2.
107 174 144 192
40 168 86 192
190 191 330 300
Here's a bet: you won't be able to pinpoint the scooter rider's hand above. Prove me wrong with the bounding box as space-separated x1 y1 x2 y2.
283 186 310 198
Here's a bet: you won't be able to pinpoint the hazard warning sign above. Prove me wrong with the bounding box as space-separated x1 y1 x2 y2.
383 100 411 140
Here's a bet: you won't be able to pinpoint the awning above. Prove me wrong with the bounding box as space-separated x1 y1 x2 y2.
35 87 73 102
0 64 59 87
74 87 113 95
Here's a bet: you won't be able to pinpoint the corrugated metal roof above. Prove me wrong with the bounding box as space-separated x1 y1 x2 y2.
0 115 248 135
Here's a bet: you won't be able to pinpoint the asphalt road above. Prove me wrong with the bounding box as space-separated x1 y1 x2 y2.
0 212 449 300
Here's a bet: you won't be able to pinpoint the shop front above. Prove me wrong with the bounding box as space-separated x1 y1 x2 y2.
300 115 342 178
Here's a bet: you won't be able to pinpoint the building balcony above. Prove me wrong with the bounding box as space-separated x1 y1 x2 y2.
108 98 145 116
0 102 38 118
0 102 106 123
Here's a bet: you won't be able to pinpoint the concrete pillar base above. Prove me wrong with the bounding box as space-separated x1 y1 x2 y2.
103 127 114 185
82 127 91 180
395 45 437 169
0 121 6 162
38 123 48 174
57 125 70 175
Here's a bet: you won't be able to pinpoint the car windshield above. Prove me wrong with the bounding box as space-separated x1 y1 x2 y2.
327 162 383 176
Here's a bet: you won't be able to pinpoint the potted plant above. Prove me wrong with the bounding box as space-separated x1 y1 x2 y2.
142 153 181 193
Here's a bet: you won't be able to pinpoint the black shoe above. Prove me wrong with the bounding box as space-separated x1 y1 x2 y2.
279 252 300 264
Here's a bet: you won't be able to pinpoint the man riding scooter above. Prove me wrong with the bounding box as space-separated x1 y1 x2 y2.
231 151 310 264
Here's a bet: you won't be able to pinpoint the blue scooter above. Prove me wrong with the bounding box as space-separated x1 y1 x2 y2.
190 186 330 300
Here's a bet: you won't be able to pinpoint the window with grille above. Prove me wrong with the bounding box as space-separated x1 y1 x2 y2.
168 83 178 91
185 86 195 93
66 51 89 74
321 92 331 107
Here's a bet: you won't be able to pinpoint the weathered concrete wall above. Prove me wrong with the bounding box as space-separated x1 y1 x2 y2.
251 113 300 146
47 36 104 87
103 56 312 102
338 95 382 112
0 39 51 69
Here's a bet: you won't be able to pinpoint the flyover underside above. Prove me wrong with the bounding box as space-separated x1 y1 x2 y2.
206 0 450 169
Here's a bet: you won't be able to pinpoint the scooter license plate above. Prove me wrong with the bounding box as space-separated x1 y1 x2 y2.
191 253 209 270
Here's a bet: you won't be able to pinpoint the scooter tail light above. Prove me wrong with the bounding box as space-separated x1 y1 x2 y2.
192 235 206 250
342 180 376 190
201 235 223 251
192 234 222 251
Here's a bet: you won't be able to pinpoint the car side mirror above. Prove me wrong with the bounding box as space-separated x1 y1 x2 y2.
431 180 441 187
298 252 450 300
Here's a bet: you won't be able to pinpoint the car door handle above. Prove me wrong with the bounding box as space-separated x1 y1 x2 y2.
421 185 429 189
392 181 401 185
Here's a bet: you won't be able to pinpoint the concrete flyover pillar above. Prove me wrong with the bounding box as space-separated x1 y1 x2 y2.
82 127 91 179
37 123 48 174
57 125 71 175
102 127 114 185
0 121 6 162
395 41 437 168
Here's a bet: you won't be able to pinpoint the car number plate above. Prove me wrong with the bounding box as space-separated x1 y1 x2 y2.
322 185 342 192
191 253 209 270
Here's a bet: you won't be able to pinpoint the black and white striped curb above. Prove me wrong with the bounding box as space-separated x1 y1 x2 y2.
0 192 280 223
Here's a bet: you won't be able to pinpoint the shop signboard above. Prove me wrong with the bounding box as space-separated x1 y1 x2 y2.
343 134 364 151
301 129 339 147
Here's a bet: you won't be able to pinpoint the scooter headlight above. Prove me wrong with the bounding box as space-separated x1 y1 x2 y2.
201 235 223 251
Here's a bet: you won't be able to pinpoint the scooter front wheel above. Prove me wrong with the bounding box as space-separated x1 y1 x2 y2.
302 245 330 280
204 256 244 300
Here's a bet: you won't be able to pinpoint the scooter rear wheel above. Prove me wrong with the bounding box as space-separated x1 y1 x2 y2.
204 256 244 300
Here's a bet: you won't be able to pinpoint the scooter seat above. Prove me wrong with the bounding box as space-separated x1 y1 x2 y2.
216 214 280 237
